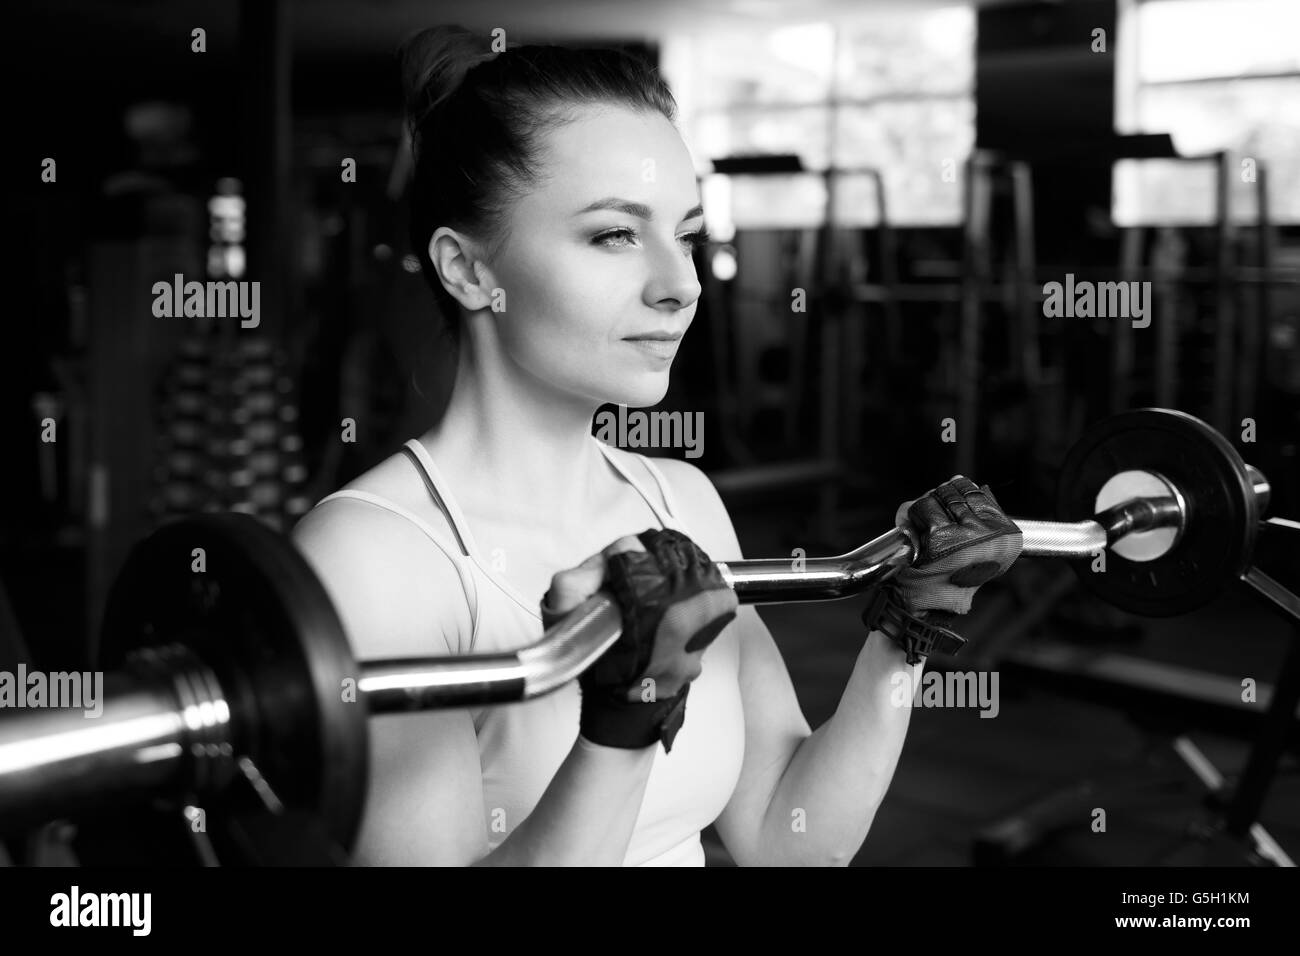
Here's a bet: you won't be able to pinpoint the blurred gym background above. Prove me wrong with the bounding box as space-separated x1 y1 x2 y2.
5 0 1299 865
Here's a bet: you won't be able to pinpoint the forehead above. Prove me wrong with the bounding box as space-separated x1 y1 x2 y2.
532 106 699 212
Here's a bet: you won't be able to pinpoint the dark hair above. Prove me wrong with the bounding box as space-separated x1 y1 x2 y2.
399 25 679 346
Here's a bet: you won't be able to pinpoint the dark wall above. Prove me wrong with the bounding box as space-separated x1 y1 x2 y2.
976 0 1118 266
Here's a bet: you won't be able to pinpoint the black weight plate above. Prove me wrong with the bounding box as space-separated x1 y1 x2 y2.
97 513 367 862
1057 408 1258 616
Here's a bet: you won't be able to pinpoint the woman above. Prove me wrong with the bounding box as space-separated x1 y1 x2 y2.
292 25 1022 866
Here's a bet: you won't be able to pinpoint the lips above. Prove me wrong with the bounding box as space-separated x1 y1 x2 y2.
623 331 684 342
625 336 681 361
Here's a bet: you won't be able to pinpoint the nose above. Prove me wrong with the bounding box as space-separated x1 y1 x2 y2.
643 233 702 313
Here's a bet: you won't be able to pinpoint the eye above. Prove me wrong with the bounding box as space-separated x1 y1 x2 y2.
593 227 637 247
592 226 712 255
679 227 711 252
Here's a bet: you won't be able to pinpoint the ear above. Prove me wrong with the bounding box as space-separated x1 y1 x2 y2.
428 227 496 311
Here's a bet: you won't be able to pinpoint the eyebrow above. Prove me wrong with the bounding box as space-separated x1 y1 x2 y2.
574 197 705 222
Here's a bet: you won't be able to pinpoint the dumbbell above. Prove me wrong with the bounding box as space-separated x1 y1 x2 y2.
0 408 1277 863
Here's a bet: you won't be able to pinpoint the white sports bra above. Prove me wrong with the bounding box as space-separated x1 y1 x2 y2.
314 437 745 866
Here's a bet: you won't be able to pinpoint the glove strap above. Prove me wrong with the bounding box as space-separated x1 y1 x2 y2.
579 685 691 753
861 584 966 666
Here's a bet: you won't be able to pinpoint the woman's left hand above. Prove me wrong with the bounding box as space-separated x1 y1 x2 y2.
891 475 1023 617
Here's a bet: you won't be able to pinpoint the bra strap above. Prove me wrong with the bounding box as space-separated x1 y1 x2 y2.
400 445 471 557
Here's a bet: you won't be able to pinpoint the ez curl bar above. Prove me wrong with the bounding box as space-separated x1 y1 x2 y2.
0 408 1291 864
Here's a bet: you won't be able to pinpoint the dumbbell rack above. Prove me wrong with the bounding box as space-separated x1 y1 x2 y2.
150 327 313 533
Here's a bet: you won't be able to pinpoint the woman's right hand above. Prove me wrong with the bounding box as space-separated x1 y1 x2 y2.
541 528 738 752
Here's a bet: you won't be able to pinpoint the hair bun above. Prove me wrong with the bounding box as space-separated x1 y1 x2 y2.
400 24 498 127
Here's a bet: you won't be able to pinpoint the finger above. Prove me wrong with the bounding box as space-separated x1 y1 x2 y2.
542 552 607 616
602 534 647 559
947 475 982 498
934 477 977 522
907 494 948 537
895 499 916 527
970 482 1004 515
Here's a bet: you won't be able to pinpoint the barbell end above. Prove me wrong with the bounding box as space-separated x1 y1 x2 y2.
1245 464 1270 517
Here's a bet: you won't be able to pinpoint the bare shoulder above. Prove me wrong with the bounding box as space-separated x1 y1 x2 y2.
290 491 474 661
336 445 428 508
642 455 745 562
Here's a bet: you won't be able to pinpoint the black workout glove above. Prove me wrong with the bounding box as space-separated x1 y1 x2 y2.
891 475 1024 621
541 529 737 753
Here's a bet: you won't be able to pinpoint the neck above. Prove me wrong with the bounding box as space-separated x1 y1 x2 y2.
422 326 608 528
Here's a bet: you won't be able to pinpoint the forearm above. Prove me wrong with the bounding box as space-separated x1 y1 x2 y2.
476 736 657 866
754 630 921 866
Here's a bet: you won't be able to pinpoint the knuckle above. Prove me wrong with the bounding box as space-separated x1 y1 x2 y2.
602 535 644 557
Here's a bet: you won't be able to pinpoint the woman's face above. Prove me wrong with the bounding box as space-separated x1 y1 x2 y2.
478 105 705 409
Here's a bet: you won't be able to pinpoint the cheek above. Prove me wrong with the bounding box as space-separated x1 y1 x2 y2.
502 247 623 355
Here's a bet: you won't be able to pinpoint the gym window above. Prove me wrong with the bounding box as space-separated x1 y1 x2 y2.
660 6 976 228
1114 0 1300 225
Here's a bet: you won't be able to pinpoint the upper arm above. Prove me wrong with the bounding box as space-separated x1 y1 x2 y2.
291 499 489 865
651 459 812 867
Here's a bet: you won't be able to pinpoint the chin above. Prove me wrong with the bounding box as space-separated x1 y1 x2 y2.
605 372 671 409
